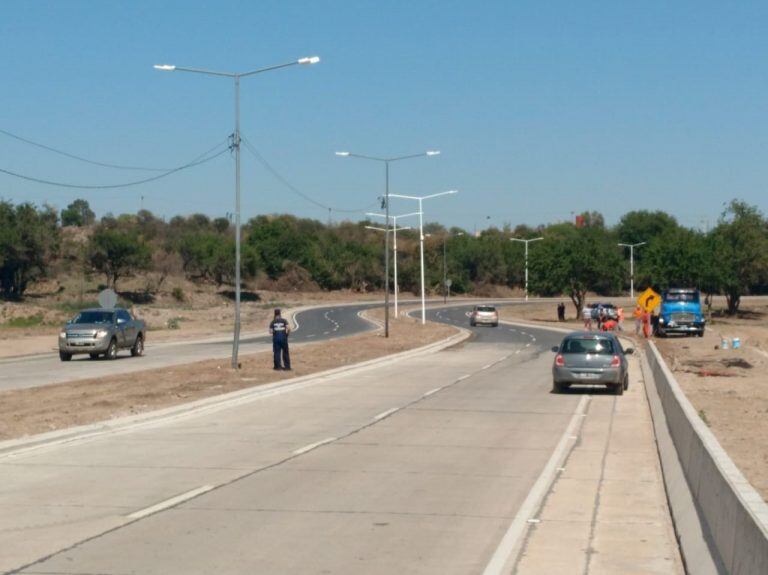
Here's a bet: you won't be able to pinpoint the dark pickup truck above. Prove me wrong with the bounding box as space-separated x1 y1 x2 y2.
58 308 145 361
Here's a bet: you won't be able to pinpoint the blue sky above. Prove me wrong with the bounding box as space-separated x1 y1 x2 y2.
2 1 767 231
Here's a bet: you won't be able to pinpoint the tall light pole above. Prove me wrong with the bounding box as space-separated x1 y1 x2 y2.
442 232 464 303
155 56 320 368
336 150 440 337
367 211 420 317
510 237 543 301
618 241 646 300
390 191 458 323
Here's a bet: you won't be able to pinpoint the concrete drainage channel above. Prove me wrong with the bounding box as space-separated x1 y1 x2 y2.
642 341 768 575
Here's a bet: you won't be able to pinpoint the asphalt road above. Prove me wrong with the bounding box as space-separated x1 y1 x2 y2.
0 303 379 391
0 302 597 574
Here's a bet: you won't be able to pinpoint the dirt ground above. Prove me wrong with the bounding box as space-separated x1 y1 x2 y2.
498 297 768 502
0 307 456 441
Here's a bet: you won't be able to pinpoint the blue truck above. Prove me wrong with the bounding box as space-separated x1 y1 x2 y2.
656 288 706 337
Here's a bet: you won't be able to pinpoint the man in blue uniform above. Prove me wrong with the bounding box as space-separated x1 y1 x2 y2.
269 308 291 370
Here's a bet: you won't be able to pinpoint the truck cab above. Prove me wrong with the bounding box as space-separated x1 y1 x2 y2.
657 288 705 337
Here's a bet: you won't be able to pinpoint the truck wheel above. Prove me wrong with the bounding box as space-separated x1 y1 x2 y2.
698 329 705 337
106 338 118 360
59 351 72 362
131 334 144 357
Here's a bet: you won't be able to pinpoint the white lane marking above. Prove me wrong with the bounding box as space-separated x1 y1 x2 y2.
323 331 331 335
525 343 531 348
457 374 471 381
531 337 537 342
128 485 215 520
373 407 400 421
423 387 442 397
293 437 337 455
482 395 589 575
305 334 315 338
482 363 493 370
515 349 522 354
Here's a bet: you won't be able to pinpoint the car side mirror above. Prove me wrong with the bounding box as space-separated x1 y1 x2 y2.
551 346 560 352
625 348 634 355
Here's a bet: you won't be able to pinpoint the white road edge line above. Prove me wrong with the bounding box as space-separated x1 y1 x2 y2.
482 394 589 575
456 374 471 381
373 407 400 421
127 485 215 520
423 387 442 397
293 437 337 456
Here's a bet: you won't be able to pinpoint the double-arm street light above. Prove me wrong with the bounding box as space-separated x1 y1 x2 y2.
336 150 440 337
154 56 320 369
510 236 543 301
618 241 646 300
367 211 420 317
389 191 458 324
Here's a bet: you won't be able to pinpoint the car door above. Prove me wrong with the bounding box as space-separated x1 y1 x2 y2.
116 310 133 348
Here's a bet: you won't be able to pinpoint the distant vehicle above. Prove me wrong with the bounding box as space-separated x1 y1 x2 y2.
589 302 618 321
657 288 705 337
58 308 145 361
470 305 499 327
551 332 634 395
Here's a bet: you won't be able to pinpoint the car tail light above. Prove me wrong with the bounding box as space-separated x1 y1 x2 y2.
610 355 620 367
555 354 565 367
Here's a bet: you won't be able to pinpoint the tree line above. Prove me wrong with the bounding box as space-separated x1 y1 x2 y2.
1 198 766 315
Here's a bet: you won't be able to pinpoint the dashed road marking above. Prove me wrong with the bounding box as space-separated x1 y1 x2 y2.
423 387 442 397
293 437 337 455
373 407 400 421
128 485 215 520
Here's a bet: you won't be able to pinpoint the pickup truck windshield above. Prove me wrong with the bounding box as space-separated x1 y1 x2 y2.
665 292 699 303
73 311 115 324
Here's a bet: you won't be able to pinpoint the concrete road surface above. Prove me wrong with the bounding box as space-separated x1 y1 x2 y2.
0 304 682 574
0 303 377 391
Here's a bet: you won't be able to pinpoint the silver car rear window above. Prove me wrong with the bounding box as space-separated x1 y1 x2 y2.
475 306 496 312
562 338 614 354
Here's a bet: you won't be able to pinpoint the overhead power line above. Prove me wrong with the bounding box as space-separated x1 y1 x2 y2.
241 135 377 214
0 126 174 171
0 139 230 190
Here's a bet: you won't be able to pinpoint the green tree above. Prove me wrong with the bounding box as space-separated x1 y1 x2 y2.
530 223 623 316
88 227 151 291
61 199 96 227
708 200 768 314
641 226 708 289
0 202 59 299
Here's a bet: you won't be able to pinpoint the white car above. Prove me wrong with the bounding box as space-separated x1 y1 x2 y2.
470 305 499 327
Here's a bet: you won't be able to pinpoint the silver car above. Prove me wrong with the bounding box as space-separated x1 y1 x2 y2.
470 305 499 327
551 332 633 395
59 308 145 361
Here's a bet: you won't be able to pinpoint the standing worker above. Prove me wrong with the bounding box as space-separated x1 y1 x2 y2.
582 304 592 331
269 308 291 371
616 306 625 331
633 305 643 335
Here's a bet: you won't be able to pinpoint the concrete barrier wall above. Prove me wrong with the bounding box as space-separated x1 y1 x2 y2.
645 341 768 575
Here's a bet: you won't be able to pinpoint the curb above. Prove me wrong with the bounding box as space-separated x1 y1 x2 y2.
0 322 469 458
643 340 768 575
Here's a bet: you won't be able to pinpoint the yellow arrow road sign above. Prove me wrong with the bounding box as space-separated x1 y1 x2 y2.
637 287 661 312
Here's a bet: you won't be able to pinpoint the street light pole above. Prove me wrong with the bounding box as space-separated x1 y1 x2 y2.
390 191 458 324
155 56 320 368
367 211 420 317
336 150 440 337
510 237 543 301
618 242 646 300
442 232 464 303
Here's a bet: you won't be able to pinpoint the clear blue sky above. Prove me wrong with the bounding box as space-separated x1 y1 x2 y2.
2 1 767 232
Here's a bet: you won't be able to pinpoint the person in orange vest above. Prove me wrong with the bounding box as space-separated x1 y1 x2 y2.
633 305 643 335
642 309 652 338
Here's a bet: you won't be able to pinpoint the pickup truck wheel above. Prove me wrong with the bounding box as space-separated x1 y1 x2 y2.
131 334 144 357
106 338 117 360
59 351 72 362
